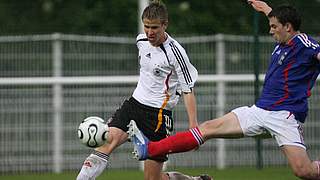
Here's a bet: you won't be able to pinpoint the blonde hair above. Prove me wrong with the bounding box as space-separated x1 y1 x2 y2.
142 0 168 23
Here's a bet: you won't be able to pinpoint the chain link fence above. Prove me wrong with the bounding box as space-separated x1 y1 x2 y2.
0 34 319 173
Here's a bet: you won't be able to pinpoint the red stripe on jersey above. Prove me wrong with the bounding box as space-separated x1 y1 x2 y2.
307 80 312 97
271 61 294 107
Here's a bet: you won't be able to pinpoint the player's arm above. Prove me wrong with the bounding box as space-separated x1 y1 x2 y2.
317 52 320 61
182 90 198 129
248 0 272 16
171 42 199 129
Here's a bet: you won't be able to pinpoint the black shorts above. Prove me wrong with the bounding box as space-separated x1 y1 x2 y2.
108 97 173 162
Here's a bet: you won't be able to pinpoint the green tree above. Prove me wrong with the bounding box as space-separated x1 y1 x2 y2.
0 0 319 36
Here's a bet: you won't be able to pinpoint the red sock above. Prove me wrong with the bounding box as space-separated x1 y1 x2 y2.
148 127 204 157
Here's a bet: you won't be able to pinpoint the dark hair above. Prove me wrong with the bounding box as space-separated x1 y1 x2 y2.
268 5 301 31
142 0 168 23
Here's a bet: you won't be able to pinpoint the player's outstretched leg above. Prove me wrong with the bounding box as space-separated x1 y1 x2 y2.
167 171 213 180
127 120 149 160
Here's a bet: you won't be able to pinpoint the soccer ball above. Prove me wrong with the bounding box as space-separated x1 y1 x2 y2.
77 116 109 148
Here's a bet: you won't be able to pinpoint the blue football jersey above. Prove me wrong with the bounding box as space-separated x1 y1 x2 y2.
256 33 320 122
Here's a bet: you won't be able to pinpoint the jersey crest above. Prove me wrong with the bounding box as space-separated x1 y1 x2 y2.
278 51 288 65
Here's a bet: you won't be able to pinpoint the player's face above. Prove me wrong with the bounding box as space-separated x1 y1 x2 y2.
268 17 291 44
143 18 167 47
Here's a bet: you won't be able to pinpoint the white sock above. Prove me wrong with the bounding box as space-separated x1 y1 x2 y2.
76 151 109 180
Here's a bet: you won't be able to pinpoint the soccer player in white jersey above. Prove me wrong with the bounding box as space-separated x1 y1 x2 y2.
128 1 320 179
77 0 212 180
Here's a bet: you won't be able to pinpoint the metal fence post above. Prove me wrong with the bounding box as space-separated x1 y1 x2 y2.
52 33 63 173
216 34 226 169
138 0 148 33
253 11 263 170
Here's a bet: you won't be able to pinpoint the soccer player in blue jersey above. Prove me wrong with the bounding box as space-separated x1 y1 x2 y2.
128 0 320 179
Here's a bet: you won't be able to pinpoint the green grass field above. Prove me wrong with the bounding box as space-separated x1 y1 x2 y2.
0 167 298 180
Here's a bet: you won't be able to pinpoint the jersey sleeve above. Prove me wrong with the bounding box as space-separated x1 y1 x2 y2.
169 42 198 93
136 34 147 50
314 42 320 59
310 39 320 59
297 34 320 61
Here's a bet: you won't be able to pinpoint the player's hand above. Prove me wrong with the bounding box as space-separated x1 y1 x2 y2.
247 0 272 16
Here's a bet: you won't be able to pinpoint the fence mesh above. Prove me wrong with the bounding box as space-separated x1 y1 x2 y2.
0 34 319 173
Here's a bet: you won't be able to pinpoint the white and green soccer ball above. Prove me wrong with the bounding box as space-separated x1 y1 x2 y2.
77 116 109 148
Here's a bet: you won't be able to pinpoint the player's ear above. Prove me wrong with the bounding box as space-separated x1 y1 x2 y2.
285 23 292 32
162 21 168 30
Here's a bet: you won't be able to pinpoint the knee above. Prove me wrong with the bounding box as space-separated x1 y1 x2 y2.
108 127 128 144
198 119 220 140
198 120 213 132
198 122 209 140
95 127 127 152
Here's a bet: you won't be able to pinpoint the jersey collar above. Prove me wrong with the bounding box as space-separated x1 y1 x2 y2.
286 32 302 46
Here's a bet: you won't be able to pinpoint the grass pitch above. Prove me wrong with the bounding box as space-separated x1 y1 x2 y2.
0 167 298 180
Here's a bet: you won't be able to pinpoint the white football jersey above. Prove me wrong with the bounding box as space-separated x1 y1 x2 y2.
132 33 198 110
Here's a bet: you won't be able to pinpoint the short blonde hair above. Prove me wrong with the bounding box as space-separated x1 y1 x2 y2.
142 0 168 23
